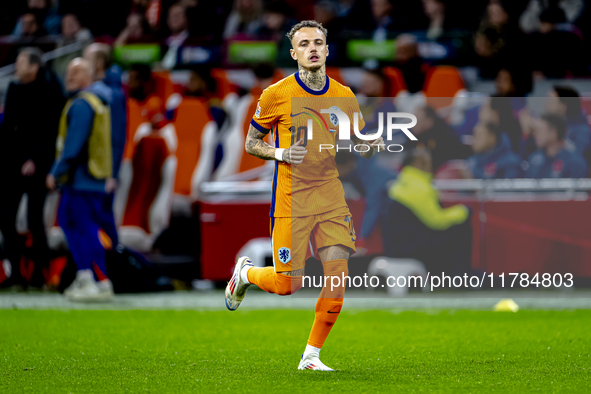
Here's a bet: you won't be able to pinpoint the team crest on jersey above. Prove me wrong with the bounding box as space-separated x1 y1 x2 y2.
328 106 340 133
278 247 291 264
255 103 261 118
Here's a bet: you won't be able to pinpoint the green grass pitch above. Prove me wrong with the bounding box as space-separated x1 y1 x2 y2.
1 309 590 393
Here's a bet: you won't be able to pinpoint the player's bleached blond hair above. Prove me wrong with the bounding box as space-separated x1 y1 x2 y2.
286 20 328 45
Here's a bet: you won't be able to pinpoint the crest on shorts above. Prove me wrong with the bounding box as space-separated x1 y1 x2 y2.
278 247 291 264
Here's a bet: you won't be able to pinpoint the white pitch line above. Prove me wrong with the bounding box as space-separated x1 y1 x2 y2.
1 289 591 311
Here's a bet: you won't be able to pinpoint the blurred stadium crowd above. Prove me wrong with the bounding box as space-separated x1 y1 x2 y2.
0 0 591 294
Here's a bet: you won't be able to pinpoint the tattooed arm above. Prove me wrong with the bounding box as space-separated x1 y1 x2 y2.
245 125 276 160
245 125 308 164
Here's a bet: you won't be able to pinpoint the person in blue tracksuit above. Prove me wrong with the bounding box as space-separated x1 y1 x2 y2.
466 122 522 179
545 85 590 155
46 58 115 302
524 114 588 179
84 43 127 246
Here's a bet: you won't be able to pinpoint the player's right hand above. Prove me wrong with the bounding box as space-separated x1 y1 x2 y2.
284 139 307 164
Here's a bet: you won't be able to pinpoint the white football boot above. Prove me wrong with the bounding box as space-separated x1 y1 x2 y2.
225 256 254 311
65 269 112 302
298 353 335 371
97 278 115 300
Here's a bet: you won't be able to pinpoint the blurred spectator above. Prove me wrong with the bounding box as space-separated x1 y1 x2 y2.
59 0 129 37
314 1 343 36
466 121 522 179
223 0 263 39
370 0 394 42
545 86 590 155
336 142 397 239
114 12 154 46
128 63 154 101
12 11 46 41
358 68 388 98
185 65 228 129
474 0 528 79
524 113 588 178
52 14 94 84
177 0 232 43
186 66 217 99
393 34 428 94
478 97 523 153
412 105 471 172
165 2 189 45
256 1 296 42
161 3 190 69
60 13 93 44
0 47 65 289
530 6 585 78
251 62 276 95
11 0 61 37
333 0 375 33
494 66 532 98
520 0 584 33
422 0 447 40
47 58 115 302
128 63 164 119
383 146 472 276
358 68 400 145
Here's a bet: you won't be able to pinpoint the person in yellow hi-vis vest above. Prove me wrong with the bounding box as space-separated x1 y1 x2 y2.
383 146 473 277
46 58 115 302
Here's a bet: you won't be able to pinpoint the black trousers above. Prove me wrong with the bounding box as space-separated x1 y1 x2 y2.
0 174 49 286
382 201 473 277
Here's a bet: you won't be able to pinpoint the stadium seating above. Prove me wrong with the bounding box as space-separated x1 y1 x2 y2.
152 71 175 104
211 68 238 102
118 131 177 252
123 96 163 160
383 66 407 97
213 88 270 180
170 97 218 214
423 66 466 109
325 67 346 85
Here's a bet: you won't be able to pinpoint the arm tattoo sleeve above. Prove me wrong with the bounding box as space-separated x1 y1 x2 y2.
245 124 276 160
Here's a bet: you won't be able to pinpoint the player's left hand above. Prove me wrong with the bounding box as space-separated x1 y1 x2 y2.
368 136 384 152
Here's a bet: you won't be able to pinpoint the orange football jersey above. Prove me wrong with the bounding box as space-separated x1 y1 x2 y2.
250 72 365 217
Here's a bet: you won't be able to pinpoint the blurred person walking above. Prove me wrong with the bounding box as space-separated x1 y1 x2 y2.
83 43 127 245
0 47 64 289
46 58 115 302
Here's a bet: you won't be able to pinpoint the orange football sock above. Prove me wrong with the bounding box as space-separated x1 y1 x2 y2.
307 259 348 348
247 266 302 296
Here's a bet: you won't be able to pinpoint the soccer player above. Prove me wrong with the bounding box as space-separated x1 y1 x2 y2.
224 21 383 371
